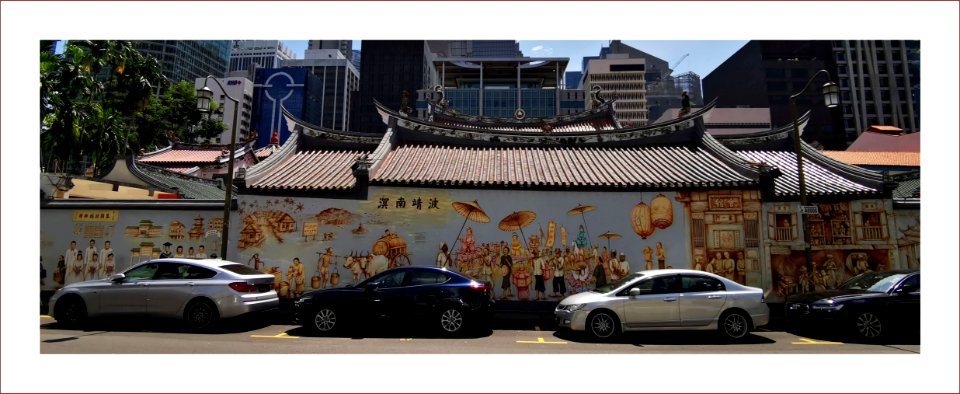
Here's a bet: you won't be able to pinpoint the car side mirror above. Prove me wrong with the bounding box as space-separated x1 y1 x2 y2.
364 282 380 291
897 286 919 295
629 288 641 296
111 273 125 283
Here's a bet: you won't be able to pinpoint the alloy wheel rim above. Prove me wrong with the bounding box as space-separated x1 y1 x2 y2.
189 303 212 326
441 309 463 332
724 314 747 338
592 314 614 338
857 313 882 338
314 309 336 331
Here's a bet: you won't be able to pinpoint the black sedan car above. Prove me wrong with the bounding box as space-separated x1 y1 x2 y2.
785 270 919 341
294 266 494 336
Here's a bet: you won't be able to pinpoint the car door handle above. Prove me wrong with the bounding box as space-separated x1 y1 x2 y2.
187 282 195 286
707 295 723 299
662 297 678 302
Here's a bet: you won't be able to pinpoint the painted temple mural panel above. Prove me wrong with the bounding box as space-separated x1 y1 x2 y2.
40 209 223 291
232 188 703 301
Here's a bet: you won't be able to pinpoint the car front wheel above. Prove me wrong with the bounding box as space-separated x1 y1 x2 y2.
587 310 620 340
311 307 339 334
719 310 751 340
55 296 87 328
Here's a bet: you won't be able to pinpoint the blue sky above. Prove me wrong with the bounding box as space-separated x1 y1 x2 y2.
282 40 747 78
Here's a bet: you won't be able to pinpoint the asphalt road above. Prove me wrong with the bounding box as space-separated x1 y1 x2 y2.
39 315 920 354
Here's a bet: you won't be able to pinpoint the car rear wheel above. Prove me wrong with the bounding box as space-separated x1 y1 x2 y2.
55 296 87 328
184 299 219 331
853 311 883 340
311 307 339 334
439 307 465 335
719 310 750 340
587 310 620 340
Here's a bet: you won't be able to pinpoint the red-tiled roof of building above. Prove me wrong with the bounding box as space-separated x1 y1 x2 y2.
139 148 225 164
248 150 370 190
821 151 920 167
846 131 920 153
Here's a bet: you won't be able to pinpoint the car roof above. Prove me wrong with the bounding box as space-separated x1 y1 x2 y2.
147 258 239 269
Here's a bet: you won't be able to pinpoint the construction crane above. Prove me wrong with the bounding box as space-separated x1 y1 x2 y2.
671 53 689 70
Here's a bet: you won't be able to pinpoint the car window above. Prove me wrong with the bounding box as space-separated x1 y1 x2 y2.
681 275 725 292
377 271 406 288
155 263 188 280
124 263 159 281
406 270 449 286
897 274 920 293
620 275 679 296
184 265 217 279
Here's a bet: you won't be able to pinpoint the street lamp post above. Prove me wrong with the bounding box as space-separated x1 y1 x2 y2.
789 69 840 273
197 76 241 260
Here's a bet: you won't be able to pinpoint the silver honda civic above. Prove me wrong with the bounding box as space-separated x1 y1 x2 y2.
48 258 278 330
555 269 769 340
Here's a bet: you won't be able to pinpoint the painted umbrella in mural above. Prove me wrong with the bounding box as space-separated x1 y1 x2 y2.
598 231 622 249
498 211 537 252
449 200 490 254
567 204 595 244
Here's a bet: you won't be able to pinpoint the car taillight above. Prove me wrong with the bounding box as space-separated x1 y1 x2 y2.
229 282 259 293
470 281 489 292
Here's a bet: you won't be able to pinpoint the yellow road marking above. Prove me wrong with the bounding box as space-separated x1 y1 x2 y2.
400 338 413 341
251 332 299 339
41 315 53 318
516 337 567 345
791 337 843 345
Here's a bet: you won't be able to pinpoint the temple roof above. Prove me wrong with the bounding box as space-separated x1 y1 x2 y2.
427 100 621 133
139 142 255 166
846 130 920 153
821 151 920 168
128 159 228 200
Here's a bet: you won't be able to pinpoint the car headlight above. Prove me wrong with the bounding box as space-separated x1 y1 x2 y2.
811 301 844 311
560 303 587 312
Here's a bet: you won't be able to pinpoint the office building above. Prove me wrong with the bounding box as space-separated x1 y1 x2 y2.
228 40 295 76
703 40 846 149
583 56 648 126
447 40 522 58
353 40 438 133
133 40 232 83
193 77 254 145
351 49 362 72
565 71 582 89
281 50 360 132
308 40 353 60
251 68 327 148
832 40 920 139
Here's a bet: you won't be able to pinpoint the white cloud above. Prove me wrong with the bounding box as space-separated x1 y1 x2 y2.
530 45 553 56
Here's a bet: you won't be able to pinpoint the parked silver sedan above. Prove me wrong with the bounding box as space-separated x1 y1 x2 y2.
555 269 769 340
49 258 278 330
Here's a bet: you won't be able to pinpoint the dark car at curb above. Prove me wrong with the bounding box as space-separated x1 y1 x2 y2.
785 270 919 341
294 266 494 336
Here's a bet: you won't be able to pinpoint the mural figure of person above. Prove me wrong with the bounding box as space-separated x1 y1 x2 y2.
498 246 513 300
249 253 263 271
174 245 185 258
656 242 666 269
85 253 100 281
66 250 84 285
64 240 79 274
574 225 588 249
736 252 746 284
159 242 173 258
319 247 334 289
290 257 306 298
436 242 452 269
643 246 654 270
101 253 116 279
567 262 593 294
459 227 477 256
855 254 869 274
531 250 546 301
510 232 524 256
100 241 114 266
197 245 207 259
610 252 630 281
512 264 532 301
708 252 722 275
85 239 98 268
694 255 704 271
722 252 736 281
552 248 566 297
822 254 839 289
54 255 67 288
187 247 196 259
797 265 810 294
593 256 607 289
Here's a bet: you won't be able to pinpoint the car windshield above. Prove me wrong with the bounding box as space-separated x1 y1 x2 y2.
220 264 262 276
839 271 908 292
595 273 644 293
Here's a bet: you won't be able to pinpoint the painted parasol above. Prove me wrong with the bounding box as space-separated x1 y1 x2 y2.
598 231 622 249
498 211 537 253
449 200 490 254
567 204 595 245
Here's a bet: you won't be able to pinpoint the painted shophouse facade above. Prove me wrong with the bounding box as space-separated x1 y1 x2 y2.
40 99 919 304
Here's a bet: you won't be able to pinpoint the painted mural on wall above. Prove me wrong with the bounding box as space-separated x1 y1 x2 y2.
770 249 891 299
894 211 920 271
232 188 695 301
40 209 224 291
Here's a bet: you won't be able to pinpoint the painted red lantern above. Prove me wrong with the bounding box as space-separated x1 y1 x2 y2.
631 200 654 239
651 193 674 229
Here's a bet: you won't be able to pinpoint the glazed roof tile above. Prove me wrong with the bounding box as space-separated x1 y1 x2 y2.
737 150 878 196
821 151 920 167
131 163 227 200
248 150 371 190
846 131 920 153
139 148 225 164
370 145 755 188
